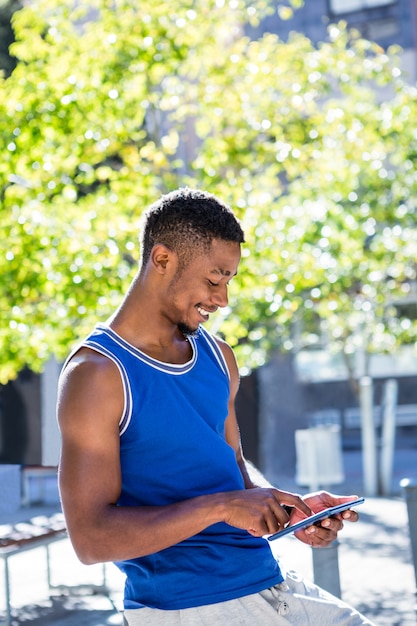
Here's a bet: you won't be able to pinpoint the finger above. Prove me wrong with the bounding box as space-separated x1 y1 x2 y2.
267 502 292 530
262 504 290 534
304 524 338 545
258 510 286 536
264 513 281 534
277 492 312 518
341 509 359 522
320 517 344 532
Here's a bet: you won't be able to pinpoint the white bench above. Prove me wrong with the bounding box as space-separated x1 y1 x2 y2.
0 514 108 626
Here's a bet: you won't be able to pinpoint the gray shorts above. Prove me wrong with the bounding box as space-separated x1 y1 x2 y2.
123 569 375 625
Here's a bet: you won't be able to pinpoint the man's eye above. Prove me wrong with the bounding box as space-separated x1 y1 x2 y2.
208 280 219 287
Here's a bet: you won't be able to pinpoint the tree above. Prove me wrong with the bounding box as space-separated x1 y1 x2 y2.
192 24 417 380
0 0 416 383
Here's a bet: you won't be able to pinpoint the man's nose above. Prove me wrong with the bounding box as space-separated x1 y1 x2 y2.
212 284 228 308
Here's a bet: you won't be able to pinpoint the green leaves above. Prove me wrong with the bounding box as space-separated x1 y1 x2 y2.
0 0 416 381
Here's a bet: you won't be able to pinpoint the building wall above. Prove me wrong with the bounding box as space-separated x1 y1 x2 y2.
0 359 60 466
241 352 417 480
250 0 415 50
248 0 417 79
0 370 41 464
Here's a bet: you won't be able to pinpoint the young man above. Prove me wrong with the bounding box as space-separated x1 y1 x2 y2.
57 188 374 625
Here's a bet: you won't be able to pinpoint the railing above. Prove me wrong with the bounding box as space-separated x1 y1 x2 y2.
0 514 108 626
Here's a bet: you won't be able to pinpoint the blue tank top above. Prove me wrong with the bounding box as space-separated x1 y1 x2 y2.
82 323 283 609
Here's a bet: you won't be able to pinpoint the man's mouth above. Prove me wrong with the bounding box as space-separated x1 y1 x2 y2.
197 306 211 322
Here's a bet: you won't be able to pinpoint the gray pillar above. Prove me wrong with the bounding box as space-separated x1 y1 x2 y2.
41 356 61 465
400 478 417 592
312 541 341 598
258 353 303 482
379 379 398 496
359 377 378 496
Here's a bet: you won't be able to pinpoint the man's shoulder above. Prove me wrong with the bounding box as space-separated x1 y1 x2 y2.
62 345 120 383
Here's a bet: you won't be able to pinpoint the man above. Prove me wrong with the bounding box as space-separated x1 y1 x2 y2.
57 187 374 625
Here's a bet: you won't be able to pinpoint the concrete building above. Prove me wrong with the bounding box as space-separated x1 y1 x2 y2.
250 0 417 81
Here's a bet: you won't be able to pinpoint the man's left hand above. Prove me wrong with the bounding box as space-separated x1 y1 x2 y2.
291 491 360 547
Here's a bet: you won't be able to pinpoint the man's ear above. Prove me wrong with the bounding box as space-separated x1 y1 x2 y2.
150 244 176 274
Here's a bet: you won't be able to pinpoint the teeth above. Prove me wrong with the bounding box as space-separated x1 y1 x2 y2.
197 306 209 317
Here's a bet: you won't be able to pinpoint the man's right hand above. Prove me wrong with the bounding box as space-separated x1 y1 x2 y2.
222 487 312 537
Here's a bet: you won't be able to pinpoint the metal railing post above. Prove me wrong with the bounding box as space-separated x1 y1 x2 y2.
359 377 378 496
379 379 398 496
400 478 417 594
3 555 12 626
312 540 341 598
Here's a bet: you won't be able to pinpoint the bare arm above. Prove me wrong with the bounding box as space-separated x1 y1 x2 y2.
58 346 311 565
58 349 237 564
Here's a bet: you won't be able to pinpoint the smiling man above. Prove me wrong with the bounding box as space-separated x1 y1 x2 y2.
57 187 374 625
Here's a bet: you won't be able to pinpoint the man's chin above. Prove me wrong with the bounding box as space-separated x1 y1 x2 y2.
178 322 199 338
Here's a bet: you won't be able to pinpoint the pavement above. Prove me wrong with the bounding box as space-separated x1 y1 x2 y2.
1 434 416 626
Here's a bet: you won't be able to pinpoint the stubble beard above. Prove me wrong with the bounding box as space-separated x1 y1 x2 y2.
177 322 199 338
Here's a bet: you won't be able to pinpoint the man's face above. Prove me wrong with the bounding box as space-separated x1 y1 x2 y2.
165 239 241 336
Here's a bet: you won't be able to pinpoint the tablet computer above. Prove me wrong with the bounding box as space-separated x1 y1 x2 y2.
267 497 365 542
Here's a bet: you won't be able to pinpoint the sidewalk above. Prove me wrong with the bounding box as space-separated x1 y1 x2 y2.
1 442 416 625
270 438 417 625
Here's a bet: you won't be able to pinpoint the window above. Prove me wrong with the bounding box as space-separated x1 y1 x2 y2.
329 0 396 15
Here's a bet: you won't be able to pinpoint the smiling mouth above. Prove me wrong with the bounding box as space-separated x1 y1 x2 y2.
197 306 211 322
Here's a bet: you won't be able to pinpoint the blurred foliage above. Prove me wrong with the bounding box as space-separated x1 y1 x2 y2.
0 0 416 382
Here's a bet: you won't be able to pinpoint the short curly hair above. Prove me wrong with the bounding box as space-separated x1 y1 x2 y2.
140 187 244 269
